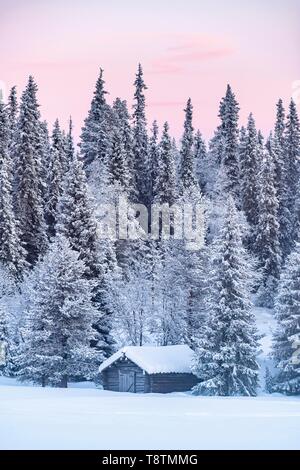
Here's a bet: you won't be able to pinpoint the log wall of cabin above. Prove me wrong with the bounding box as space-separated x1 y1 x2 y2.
101 358 146 393
149 373 198 393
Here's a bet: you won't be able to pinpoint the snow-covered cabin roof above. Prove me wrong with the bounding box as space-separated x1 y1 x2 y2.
99 345 195 375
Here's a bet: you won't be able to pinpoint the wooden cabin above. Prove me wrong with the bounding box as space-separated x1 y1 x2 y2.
99 345 198 393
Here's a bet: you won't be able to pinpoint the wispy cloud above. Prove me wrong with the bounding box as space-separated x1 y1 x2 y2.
148 61 183 75
149 34 234 75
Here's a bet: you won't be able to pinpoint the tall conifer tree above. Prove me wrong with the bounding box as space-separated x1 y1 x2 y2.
255 149 281 307
14 76 47 265
180 98 196 191
219 85 240 199
0 102 26 277
272 242 300 394
193 198 259 396
132 64 149 204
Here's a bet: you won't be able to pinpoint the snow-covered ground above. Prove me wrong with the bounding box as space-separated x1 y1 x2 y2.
1 308 299 450
0 377 300 450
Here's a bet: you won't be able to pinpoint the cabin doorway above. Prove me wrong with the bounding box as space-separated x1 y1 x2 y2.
119 371 135 392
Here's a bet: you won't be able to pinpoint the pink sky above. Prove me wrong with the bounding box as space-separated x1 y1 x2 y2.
0 0 299 141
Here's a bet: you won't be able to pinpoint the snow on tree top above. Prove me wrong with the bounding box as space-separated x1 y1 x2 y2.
99 345 195 374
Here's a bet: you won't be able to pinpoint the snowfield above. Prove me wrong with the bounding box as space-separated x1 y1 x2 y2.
0 378 299 450
1 309 299 450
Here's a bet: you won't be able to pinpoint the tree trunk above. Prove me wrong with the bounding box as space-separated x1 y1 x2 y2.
58 375 68 388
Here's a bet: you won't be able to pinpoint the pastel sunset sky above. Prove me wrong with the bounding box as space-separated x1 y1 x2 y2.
0 0 299 140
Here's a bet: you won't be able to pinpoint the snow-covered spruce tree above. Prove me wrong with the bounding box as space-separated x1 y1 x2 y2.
0 302 8 372
172 137 180 177
0 100 10 162
267 131 289 259
51 119 68 176
194 130 207 194
238 125 247 169
193 198 259 396
46 145 64 237
177 101 206 340
14 76 48 265
209 124 224 167
255 147 281 307
0 149 27 279
38 120 51 205
270 98 286 203
275 100 300 258
272 242 300 394
0 301 9 375
202 128 222 199
180 98 197 192
264 366 275 393
268 132 283 197
7 86 18 152
149 120 159 203
132 64 149 205
170 191 206 348
108 128 130 191
273 99 294 258
275 99 286 148
45 118 73 236
0 304 7 342
65 116 75 165
56 152 100 277
257 129 264 146
154 122 177 205
0 262 17 370
293 179 300 245
56 153 116 358
218 85 240 199
263 133 285 263
0 261 21 376
239 114 260 248
273 99 285 195
18 236 99 387
0 262 13 375
112 99 133 160
91 237 119 358
206 95 225 203
181 246 210 349
0 101 26 278
80 68 113 171
285 100 300 245
150 122 178 329
112 98 135 197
